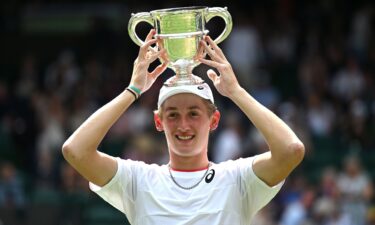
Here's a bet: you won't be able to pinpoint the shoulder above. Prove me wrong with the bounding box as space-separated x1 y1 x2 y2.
216 157 256 170
213 157 257 178
117 158 167 180
118 158 164 171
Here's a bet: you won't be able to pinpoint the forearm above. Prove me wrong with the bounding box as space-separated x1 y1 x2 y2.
229 87 303 157
63 90 135 156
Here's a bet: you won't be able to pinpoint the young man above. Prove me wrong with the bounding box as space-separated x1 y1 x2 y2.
62 29 305 224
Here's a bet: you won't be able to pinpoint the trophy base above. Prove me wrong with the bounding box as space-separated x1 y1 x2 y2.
164 74 204 87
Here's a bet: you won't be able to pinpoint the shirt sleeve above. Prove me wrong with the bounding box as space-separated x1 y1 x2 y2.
89 158 143 222
237 156 284 218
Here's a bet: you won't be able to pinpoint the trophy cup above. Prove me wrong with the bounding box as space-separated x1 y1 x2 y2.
128 6 232 86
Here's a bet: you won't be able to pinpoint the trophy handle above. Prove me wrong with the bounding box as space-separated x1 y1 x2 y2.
128 12 154 46
206 7 233 44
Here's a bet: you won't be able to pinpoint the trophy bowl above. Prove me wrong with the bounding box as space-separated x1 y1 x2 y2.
128 6 232 86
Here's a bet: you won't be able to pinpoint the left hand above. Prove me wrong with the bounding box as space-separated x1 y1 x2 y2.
130 29 168 93
198 36 241 98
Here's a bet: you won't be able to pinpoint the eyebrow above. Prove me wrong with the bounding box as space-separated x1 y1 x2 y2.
165 106 201 111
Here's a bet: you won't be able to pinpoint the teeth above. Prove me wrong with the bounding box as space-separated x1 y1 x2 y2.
177 135 193 140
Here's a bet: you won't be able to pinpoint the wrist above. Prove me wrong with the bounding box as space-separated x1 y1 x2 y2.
128 85 142 96
227 85 244 99
125 85 141 100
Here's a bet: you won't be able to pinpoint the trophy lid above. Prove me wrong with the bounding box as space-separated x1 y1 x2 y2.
151 6 207 14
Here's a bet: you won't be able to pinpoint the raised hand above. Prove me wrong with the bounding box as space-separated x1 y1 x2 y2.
130 29 168 93
198 36 241 98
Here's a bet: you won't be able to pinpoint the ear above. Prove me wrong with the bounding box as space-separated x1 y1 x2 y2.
210 110 221 131
154 112 164 132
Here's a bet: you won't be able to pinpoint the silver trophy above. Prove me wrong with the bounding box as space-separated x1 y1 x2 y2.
128 6 232 86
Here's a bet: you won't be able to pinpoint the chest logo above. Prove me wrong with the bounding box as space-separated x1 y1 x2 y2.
205 169 215 183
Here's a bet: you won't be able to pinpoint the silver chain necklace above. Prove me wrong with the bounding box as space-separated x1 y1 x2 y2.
168 162 212 190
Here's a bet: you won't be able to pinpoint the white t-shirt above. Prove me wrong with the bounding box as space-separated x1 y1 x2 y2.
90 156 283 225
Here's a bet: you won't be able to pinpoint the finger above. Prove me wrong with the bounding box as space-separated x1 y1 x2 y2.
201 40 224 63
156 45 168 62
146 50 162 63
205 36 226 60
145 29 156 41
139 39 158 58
149 62 168 78
207 69 218 83
144 38 158 49
157 39 164 51
159 50 169 62
196 41 205 59
198 57 222 68
144 29 157 52
148 48 166 62
200 41 215 58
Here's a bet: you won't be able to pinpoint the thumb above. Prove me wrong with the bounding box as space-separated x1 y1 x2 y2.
207 69 218 83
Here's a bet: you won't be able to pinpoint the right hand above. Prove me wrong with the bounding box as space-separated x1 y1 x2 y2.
198 36 241 98
129 29 168 93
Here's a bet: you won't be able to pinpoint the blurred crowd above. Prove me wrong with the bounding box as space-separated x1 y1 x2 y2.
1 0 375 224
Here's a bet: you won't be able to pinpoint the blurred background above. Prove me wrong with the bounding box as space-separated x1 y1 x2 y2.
1 0 375 224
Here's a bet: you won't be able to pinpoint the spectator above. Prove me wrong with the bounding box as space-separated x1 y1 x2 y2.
0 161 25 209
336 155 374 225
331 57 365 103
280 187 316 225
212 109 242 162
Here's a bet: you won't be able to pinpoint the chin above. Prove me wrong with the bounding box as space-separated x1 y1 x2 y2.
170 148 202 157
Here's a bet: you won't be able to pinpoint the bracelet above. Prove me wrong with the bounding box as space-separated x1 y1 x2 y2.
128 85 142 96
126 88 138 100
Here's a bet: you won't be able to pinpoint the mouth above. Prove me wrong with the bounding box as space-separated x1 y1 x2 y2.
175 135 195 141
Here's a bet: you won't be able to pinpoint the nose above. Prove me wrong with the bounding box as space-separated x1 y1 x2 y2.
177 116 190 132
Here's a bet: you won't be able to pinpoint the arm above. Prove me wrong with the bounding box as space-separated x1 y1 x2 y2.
199 36 305 186
62 29 167 187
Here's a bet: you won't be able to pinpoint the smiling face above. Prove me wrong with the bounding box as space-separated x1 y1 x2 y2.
154 93 220 158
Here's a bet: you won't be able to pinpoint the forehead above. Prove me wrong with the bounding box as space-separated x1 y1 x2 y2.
162 93 206 109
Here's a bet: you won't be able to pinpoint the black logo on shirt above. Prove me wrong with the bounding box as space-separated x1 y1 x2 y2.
205 169 215 183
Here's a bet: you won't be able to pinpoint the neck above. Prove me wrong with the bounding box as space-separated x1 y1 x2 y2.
169 150 209 171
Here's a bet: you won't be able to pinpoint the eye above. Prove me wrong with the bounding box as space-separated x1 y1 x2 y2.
190 111 200 117
167 112 178 118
